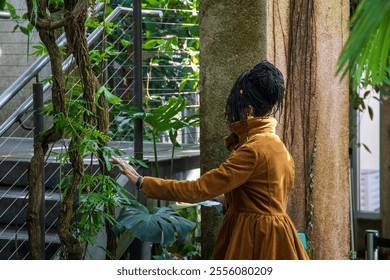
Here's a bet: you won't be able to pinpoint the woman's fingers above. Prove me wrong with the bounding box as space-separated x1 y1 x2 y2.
109 156 140 185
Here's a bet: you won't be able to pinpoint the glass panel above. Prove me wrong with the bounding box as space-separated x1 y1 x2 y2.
358 88 380 213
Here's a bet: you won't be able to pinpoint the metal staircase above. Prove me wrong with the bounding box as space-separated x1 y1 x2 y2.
0 4 170 259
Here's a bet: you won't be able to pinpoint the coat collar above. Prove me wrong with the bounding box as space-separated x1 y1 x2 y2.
229 117 277 145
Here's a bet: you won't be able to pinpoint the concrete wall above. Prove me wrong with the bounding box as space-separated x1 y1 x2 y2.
199 0 268 259
199 0 267 174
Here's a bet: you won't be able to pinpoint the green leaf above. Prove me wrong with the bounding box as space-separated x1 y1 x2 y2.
120 39 132 47
97 86 122 105
0 0 6 10
128 156 149 168
142 96 187 132
101 146 112 171
368 105 374 120
142 39 161 49
113 201 195 245
19 25 30 36
116 230 135 259
31 42 48 56
337 0 390 89
5 2 17 19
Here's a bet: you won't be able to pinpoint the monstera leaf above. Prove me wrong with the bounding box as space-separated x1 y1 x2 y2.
113 199 195 245
137 95 187 132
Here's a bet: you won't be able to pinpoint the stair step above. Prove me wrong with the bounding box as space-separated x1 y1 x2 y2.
0 186 60 227
0 225 60 260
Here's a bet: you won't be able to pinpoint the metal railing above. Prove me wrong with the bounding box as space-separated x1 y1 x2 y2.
0 2 200 260
0 11 11 19
0 5 163 260
0 4 162 137
365 229 390 260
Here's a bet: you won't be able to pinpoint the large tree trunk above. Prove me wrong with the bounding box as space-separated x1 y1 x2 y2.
27 0 66 259
62 0 115 259
200 0 350 259
57 138 84 260
274 0 351 259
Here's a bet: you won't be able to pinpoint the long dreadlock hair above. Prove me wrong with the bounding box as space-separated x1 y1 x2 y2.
225 60 285 124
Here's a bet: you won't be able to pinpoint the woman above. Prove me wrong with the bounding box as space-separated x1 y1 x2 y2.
111 60 309 260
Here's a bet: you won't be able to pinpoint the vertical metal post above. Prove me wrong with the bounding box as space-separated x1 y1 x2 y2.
365 229 379 260
133 0 143 160
33 83 45 258
349 105 359 253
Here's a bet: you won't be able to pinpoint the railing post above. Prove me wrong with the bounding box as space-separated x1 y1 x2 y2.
133 0 143 160
365 229 379 260
33 83 45 258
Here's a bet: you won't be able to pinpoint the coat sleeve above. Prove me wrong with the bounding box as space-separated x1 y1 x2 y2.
141 145 258 203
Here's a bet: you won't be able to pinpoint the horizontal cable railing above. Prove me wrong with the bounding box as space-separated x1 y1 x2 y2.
0 4 162 137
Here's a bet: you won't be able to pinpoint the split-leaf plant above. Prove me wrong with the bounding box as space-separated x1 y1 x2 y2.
113 95 200 259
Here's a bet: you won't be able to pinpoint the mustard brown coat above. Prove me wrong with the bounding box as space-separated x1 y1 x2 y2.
141 117 309 260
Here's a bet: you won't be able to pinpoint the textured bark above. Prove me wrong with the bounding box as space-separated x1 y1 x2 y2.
27 0 113 259
26 0 66 259
61 0 114 259
55 0 93 260
269 0 351 259
27 141 45 260
28 128 63 259
57 139 84 260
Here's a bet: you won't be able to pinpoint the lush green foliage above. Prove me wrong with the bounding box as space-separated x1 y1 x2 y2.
338 0 390 101
118 96 199 177
4 0 200 259
109 0 200 142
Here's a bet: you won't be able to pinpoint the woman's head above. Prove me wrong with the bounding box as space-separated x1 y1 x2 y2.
225 60 285 124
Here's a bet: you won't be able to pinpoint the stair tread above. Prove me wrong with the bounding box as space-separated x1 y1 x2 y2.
0 186 61 201
0 225 60 243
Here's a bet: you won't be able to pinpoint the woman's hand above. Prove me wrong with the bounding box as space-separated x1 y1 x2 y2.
110 156 142 186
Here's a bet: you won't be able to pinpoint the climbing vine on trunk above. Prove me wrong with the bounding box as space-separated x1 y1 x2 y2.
26 0 115 259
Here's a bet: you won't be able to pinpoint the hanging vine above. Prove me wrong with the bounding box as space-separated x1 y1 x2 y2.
281 0 318 240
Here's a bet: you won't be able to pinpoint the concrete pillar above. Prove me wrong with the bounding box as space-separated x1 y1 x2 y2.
199 0 268 173
199 0 267 259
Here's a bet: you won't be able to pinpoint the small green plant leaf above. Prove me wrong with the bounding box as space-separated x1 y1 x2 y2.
97 86 122 105
362 143 372 153
368 105 374 120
